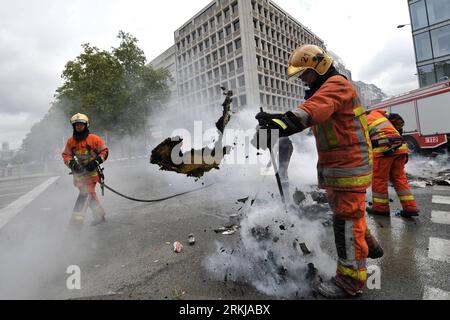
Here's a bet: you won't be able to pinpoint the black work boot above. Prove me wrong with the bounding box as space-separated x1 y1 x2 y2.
365 230 384 259
366 207 390 217
400 210 419 218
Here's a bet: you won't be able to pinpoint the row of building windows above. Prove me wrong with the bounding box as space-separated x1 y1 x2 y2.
414 24 450 62
251 0 318 44
178 36 242 67
180 74 246 97
418 59 450 86
256 42 291 69
410 0 450 31
259 93 301 111
177 2 239 51
178 55 244 86
258 74 304 97
178 19 240 53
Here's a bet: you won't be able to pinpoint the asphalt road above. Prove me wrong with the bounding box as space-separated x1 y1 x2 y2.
0 158 448 300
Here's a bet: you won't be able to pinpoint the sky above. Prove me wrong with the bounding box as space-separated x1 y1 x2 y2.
0 0 416 149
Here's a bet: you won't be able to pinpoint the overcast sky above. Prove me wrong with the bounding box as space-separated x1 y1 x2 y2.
0 0 416 149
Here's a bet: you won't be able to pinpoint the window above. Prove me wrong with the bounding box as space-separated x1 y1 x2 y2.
216 13 222 25
212 51 218 61
214 68 220 78
228 61 235 72
199 42 204 51
431 24 450 58
236 57 243 68
221 64 227 75
207 70 213 81
209 18 215 29
418 63 436 86
427 0 450 25
414 32 433 61
224 8 230 19
235 38 241 50
411 0 428 30
203 23 208 33
205 39 210 48
227 42 233 54
225 25 232 36
206 54 211 64
218 30 224 40
211 34 217 45
238 75 245 87
231 2 238 14
436 60 450 81
219 47 225 58
233 20 240 32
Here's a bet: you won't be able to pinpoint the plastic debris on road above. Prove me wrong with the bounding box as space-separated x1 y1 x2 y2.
173 241 183 253
188 233 196 245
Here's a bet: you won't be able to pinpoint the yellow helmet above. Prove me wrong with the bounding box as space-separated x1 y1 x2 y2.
287 45 333 81
70 113 90 127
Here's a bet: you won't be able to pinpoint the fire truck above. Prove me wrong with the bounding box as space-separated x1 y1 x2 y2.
367 79 450 153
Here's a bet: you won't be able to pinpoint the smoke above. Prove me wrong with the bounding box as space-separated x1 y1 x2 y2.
204 201 335 299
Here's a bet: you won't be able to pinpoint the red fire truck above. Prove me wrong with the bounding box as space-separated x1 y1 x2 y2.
367 79 450 153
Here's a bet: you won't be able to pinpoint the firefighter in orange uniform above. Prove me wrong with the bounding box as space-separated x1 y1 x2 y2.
366 110 419 217
255 45 383 298
62 113 109 228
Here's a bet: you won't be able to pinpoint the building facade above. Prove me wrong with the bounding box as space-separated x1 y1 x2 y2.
172 0 324 117
409 0 450 87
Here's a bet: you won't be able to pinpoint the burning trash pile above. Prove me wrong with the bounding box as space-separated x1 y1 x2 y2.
406 155 450 188
150 88 233 178
205 201 335 299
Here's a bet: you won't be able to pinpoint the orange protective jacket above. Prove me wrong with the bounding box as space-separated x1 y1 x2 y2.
292 75 373 192
62 134 109 182
366 110 408 158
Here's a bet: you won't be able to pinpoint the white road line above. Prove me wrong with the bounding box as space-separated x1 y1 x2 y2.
0 176 59 230
432 195 450 205
423 286 450 300
431 211 450 225
433 185 450 191
428 237 450 263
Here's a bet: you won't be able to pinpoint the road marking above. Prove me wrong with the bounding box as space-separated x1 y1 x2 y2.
432 195 450 205
423 286 450 300
431 211 450 225
433 185 450 191
0 176 59 230
428 237 450 263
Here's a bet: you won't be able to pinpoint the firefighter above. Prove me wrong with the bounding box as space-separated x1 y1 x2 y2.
366 110 419 218
255 44 383 298
62 113 109 229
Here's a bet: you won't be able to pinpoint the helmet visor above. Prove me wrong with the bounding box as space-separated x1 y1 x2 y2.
288 68 307 84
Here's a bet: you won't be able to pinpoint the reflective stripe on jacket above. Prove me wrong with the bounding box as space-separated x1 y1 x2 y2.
62 134 109 179
366 110 408 158
294 75 373 192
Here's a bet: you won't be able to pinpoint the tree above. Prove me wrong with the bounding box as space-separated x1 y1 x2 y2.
55 31 170 138
19 31 171 164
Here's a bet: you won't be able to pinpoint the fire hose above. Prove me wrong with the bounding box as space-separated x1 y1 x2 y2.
70 164 213 203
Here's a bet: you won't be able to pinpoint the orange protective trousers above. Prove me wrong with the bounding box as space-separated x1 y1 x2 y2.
372 154 418 213
327 189 368 295
72 176 105 222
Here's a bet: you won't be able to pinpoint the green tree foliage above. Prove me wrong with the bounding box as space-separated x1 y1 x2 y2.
56 30 170 137
19 31 170 163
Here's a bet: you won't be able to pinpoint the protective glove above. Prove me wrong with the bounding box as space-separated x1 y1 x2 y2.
69 159 85 174
255 111 305 137
85 159 100 172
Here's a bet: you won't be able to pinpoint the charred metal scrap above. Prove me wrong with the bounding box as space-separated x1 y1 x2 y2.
150 88 233 178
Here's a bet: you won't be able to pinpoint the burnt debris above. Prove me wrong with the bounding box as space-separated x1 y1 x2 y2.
150 88 233 178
